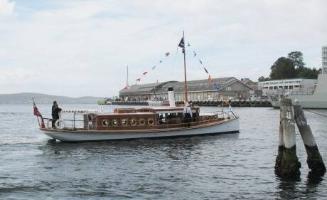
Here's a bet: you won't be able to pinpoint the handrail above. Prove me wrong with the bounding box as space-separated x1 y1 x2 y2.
41 109 236 130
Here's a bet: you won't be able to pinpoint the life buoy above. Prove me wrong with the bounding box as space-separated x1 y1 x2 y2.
55 119 65 129
139 118 145 126
148 118 154 126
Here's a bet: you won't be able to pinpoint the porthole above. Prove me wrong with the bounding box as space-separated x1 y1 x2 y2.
139 118 145 126
148 118 154 126
102 120 109 127
130 118 137 126
112 119 118 127
121 119 128 126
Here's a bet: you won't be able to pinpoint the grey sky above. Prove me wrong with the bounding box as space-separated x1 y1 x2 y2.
0 0 326 97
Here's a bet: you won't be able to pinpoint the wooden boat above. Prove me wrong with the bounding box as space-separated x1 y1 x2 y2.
33 32 239 142
37 106 239 142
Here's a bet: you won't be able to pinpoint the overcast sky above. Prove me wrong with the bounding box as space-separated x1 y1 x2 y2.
1 0 326 97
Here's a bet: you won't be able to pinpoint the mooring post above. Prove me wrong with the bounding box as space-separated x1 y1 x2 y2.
275 98 301 178
293 104 326 176
275 119 284 174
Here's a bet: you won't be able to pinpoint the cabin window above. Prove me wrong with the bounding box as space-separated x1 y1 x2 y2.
289 86 293 89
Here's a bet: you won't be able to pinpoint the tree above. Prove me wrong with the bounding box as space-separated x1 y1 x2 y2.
288 51 305 68
297 67 319 79
258 51 319 81
270 57 297 80
258 76 270 82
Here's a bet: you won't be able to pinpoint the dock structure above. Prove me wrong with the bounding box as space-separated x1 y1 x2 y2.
293 104 326 176
112 100 272 107
275 98 326 179
275 98 301 178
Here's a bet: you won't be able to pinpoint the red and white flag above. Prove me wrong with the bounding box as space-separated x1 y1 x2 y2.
32 99 45 128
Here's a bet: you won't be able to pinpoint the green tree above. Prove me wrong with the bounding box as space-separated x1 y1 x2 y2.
258 76 270 82
270 57 296 80
297 67 319 79
288 51 305 68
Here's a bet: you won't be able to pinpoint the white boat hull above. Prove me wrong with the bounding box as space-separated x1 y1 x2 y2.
41 118 239 142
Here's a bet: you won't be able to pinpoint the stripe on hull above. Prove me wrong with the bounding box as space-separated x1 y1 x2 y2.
42 118 239 142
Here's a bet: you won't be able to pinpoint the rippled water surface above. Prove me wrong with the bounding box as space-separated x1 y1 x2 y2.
1 104 327 199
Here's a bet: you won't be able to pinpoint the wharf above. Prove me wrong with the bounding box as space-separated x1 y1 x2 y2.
111 100 272 107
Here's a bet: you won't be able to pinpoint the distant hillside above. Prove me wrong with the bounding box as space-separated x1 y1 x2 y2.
0 93 104 104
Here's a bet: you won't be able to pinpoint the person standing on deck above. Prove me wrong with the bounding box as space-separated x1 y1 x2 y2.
183 102 193 125
52 101 62 128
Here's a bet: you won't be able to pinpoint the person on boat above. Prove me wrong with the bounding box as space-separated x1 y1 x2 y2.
52 101 62 128
183 102 193 125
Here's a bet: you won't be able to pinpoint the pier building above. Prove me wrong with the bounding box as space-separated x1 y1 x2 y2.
119 77 253 101
323 46 327 74
258 78 317 96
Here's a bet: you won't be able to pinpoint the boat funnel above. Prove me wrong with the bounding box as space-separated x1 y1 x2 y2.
168 87 176 107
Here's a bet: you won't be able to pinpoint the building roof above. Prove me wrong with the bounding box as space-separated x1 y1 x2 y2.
119 77 252 96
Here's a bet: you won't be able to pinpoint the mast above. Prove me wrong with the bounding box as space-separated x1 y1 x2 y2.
182 31 188 103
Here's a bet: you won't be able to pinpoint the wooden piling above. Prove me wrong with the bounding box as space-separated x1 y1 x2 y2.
294 105 326 176
275 98 301 178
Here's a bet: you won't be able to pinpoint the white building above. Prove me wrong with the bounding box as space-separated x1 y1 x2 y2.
323 46 327 73
258 79 317 96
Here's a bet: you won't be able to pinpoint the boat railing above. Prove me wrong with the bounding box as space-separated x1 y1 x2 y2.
208 109 238 119
42 117 85 130
41 109 237 131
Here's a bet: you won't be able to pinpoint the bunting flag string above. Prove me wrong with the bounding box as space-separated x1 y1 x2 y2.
132 38 214 85
134 51 172 83
190 47 213 84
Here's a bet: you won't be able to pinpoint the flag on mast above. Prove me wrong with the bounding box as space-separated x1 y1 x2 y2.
33 101 42 117
32 99 45 128
178 37 185 48
208 75 212 84
178 37 185 53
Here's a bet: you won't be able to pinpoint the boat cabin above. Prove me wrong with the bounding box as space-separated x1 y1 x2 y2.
85 106 201 130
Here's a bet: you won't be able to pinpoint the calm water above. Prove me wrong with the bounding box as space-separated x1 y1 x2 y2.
0 104 327 200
